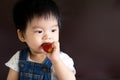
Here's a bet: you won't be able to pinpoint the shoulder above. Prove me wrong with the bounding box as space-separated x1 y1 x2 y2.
60 51 74 63
60 51 76 74
60 51 75 68
6 51 20 61
5 51 21 71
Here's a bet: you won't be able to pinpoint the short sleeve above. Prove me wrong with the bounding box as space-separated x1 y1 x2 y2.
51 52 76 80
60 52 76 74
5 51 20 71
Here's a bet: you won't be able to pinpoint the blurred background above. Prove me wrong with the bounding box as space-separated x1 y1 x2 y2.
1 0 120 79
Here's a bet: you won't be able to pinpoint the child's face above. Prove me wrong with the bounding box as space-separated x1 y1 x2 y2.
21 16 59 53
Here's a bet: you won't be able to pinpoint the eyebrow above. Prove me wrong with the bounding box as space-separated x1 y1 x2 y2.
32 24 58 29
52 24 58 28
32 26 42 29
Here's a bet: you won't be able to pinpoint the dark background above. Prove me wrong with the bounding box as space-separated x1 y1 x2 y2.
1 0 120 79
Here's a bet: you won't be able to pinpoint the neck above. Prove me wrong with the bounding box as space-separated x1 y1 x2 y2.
30 52 47 63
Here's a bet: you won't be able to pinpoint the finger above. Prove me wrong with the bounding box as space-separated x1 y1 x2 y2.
53 41 60 53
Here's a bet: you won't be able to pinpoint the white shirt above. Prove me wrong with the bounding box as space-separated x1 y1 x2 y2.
5 51 76 80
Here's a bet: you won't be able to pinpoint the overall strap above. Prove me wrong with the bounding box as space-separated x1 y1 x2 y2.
43 57 52 68
19 47 29 61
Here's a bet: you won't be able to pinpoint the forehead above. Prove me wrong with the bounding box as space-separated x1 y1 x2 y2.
31 13 58 21
27 15 58 28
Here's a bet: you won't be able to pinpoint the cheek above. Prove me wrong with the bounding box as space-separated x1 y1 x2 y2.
25 36 42 46
54 34 59 41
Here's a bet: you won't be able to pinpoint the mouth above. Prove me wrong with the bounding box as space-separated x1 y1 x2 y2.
41 42 54 53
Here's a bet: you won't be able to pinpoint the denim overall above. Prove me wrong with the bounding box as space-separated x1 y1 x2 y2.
18 48 52 80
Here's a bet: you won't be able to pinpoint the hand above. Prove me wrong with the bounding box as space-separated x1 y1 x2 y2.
42 41 61 62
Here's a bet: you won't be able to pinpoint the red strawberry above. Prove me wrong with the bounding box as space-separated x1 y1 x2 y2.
41 43 53 53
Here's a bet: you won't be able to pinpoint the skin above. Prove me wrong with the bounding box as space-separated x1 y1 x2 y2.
7 16 76 80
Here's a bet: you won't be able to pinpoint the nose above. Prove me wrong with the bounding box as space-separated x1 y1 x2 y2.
42 33 51 40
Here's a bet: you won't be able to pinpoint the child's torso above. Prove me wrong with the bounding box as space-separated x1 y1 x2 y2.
18 48 52 80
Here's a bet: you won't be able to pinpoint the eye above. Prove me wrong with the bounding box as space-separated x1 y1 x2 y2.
35 30 43 34
37 31 42 33
51 29 56 32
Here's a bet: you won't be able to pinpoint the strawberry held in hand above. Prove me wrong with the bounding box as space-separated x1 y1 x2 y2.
41 43 54 53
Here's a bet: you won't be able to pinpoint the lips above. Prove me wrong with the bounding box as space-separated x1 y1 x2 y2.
41 43 54 53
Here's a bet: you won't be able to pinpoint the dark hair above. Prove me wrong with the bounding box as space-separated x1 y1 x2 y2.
13 0 61 32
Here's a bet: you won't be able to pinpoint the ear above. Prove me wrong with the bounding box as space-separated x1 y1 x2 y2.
17 29 25 42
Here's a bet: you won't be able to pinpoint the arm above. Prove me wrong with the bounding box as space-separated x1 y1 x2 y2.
47 42 76 80
7 69 18 80
52 57 76 80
